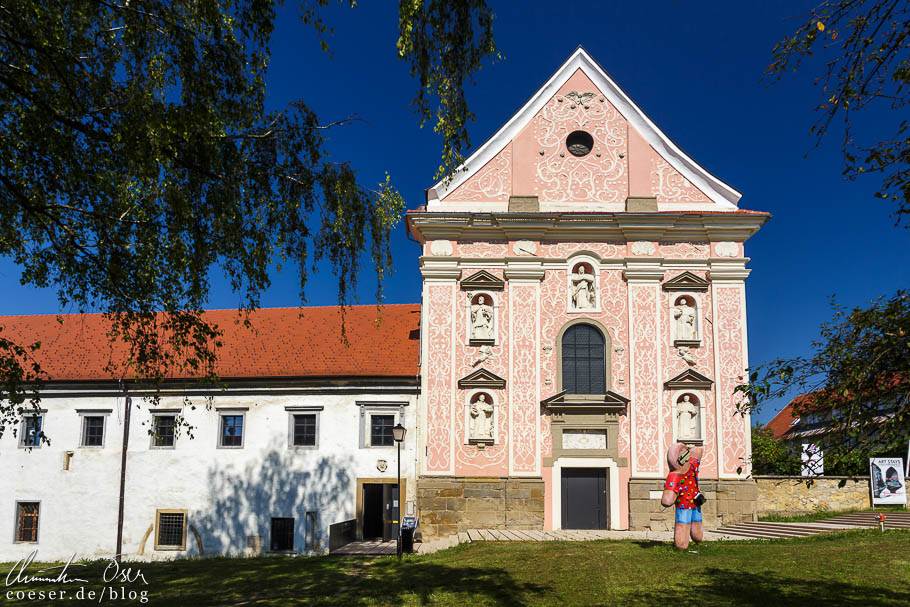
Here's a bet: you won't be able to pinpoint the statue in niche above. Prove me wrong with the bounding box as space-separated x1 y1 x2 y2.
470 394 494 440
571 265 595 310
673 297 697 341
471 295 494 340
677 395 700 440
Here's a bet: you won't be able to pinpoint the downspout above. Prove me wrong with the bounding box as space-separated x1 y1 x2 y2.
115 382 131 563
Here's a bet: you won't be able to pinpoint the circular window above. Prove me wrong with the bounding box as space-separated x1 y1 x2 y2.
566 131 594 157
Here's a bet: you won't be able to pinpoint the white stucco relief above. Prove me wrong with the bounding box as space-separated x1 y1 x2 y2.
534 91 626 202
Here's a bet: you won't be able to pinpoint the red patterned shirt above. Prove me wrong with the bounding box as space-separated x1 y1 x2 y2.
663 458 701 509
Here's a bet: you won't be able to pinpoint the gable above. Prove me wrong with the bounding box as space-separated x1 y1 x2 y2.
429 47 740 212
460 270 506 291
663 369 714 390
663 271 710 292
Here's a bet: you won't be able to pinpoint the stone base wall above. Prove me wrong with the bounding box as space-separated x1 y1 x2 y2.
755 476 871 517
629 478 757 531
416 476 544 540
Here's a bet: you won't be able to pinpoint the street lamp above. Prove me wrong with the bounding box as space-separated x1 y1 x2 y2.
392 423 407 560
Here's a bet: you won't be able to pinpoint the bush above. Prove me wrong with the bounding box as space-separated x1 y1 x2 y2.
751 425 801 475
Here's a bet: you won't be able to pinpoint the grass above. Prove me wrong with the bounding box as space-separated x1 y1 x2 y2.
759 505 907 523
3 530 910 606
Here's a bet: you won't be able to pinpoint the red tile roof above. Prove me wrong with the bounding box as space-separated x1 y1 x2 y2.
0 305 421 382
764 402 800 440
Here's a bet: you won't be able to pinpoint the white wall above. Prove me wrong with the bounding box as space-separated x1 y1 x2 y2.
0 386 417 561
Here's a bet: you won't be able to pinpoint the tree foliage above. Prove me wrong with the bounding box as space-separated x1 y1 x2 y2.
750 425 801 476
738 292 910 471
0 0 498 440
766 0 909 227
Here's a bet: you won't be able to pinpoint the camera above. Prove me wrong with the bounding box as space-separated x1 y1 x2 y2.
693 492 706 507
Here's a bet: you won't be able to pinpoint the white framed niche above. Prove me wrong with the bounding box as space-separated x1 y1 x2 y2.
465 290 498 345
670 291 702 346
566 255 601 313
463 389 499 447
671 390 705 445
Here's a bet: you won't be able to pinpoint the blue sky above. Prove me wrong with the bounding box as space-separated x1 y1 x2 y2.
1 2 907 424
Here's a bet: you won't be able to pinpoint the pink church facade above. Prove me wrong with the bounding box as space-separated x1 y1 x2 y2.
408 48 767 537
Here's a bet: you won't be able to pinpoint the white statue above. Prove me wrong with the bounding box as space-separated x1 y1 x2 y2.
677 346 697 367
677 395 700 440
470 394 494 439
571 266 595 310
471 295 494 340
673 298 697 341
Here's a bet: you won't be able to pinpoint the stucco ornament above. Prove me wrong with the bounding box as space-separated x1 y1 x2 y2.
429 240 454 256
376 459 388 472
677 346 697 367
570 266 595 310
470 394 495 440
673 299 697 341
514 240 537 256
677 395 700 441
470 295 494 340
715 242 738 258
630 241 655 256
472 344 494 367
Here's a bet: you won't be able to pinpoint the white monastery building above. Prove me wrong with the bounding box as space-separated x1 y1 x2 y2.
1 48 767 559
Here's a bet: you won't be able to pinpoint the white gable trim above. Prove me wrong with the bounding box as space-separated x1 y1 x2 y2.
429 47 741 209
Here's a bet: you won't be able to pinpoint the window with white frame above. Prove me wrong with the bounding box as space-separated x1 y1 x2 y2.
219 412 245 448
19 415 44 448
286 407 321 448
358 402 406 448
78 410 111 448
151 414 177 448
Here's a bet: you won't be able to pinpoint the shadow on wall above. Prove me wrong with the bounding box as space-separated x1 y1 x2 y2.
197 450 354 556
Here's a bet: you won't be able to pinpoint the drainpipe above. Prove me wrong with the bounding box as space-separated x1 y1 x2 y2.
115 382 132 563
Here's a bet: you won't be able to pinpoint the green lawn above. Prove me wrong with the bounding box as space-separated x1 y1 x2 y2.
4 531 910 606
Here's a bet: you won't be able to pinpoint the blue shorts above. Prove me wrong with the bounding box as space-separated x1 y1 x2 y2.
675 506 702 525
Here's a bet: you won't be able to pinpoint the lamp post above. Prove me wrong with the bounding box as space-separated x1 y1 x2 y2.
392 423 407 560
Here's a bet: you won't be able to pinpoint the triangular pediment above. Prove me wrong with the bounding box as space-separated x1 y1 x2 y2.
457 368 506 389
664 369 714 390
662 271 710 292
428 47 741 211
460 270 505 291
541 390 630 410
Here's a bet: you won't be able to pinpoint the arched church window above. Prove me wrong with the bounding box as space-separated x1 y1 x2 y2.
561 323 606 394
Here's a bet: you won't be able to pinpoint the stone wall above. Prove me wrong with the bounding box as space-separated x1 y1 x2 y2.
754 476 871 517
416 476 544 540
629 478 757 531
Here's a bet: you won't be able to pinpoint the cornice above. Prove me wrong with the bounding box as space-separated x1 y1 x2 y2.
407 212 768 243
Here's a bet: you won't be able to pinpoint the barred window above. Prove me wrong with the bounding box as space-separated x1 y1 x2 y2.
561 324 606 394
155 511 186 549
293 414 317 447
82 416 105 447
15 502 39 542
153 415 176 447
220 415 244 448
270 517 294 552
370 414 395 447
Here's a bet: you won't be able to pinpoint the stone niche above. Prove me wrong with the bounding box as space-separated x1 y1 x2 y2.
416 477 545 540
628 478 758 531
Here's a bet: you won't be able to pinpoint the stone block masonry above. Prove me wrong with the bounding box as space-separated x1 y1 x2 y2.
628 478 758 530
417 477 545 540
754 476 871 517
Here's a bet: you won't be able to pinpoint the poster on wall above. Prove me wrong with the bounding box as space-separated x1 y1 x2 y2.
870 458 907 506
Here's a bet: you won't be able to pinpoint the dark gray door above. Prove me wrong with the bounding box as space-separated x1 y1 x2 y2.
561 468 607 530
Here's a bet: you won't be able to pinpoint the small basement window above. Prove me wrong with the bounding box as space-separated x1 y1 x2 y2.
15 502 39 543
155 510 187 550
271 517 294 552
